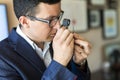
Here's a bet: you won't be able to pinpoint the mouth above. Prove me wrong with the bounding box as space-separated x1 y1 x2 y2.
50 33 56 37
50 34 55 37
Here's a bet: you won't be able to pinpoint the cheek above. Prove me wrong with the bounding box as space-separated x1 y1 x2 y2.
29 23 51 41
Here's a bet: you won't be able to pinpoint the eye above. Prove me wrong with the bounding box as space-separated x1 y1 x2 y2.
46 16 58 20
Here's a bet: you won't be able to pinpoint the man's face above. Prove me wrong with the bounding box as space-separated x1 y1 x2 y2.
25 2 61 43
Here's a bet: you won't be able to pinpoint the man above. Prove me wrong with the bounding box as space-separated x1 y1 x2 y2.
0 0 91 80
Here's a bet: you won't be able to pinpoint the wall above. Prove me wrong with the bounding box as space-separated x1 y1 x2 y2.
0 0 18 31
80 27 120 72
0 0 120 72
80 1 120 72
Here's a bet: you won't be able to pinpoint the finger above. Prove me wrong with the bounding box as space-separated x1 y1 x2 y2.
74 44 90 56
75 40 92 49
60 29 71 42
69 38 74 48
74 47 87 58
74 45 85 53
80 52 88 59
74 50 82 59
73 33 84 40
54 27 66 40
74 50 87 62
65 33 74 46
73 51 83 63
75 40 91 54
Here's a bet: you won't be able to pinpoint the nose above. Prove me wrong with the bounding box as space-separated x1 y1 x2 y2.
53 21 61 30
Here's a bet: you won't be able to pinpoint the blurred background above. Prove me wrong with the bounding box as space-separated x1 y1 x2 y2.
0 0 120 80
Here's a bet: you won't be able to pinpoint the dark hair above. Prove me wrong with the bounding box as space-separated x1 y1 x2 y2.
13 0 61 19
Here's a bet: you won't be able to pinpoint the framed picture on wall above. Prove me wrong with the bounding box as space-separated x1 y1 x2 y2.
88 9 102 28
102 9 118 39
88 0 106 9
103 42 120 61
107 0 118 9
91 0 106 5
0 4 8 41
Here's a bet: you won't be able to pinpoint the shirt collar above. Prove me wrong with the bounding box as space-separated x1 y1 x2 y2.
16 25 36 49
16 25 51 56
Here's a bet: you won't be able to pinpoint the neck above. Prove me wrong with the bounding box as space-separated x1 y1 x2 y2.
20 26 45 50
35 42 44 50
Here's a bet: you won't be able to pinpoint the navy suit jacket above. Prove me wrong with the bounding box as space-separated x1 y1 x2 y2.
0 28 90 80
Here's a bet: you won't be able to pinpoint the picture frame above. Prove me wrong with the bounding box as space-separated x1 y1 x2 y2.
107 0 118 9
91 0 106 5
0 4 8 41
103 42 120 61
88 9 102 28
61 0 88 33
102 9 118 39
88 0 106 9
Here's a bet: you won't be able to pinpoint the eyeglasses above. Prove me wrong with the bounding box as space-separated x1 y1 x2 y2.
26 11 64 28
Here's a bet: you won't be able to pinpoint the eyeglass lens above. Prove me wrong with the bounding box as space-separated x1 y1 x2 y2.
49 11 63 27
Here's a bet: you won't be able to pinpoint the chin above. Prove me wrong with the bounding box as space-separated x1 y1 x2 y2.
45 38 53 42
45 36 54 42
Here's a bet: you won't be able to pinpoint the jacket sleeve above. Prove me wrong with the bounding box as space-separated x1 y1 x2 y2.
0 57 22 80
41 60 77 80
70 60 91 80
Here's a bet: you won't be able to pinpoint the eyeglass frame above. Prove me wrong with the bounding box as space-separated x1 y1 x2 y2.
26 11 64 28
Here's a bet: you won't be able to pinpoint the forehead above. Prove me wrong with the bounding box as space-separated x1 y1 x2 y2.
35 2 61 18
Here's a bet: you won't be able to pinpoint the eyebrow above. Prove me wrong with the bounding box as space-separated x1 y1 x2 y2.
44 10 63 20
45 16 58 20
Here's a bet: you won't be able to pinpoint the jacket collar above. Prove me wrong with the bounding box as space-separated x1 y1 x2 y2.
8 28 46 73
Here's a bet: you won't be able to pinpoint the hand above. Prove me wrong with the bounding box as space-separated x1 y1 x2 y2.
52 27 74 66
73 33 91 65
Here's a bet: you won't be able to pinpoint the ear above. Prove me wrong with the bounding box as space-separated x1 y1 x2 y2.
19 16 29 28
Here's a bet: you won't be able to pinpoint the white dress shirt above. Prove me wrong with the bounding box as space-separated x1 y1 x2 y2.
16 25 52 67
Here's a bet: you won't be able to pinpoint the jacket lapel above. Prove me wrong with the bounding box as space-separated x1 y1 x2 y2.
49 42 53 58
8 28 46 73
